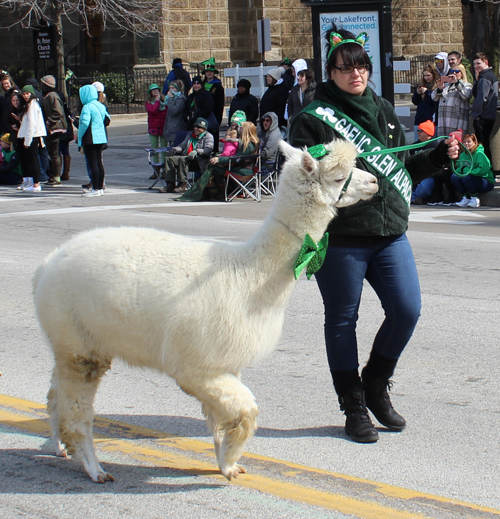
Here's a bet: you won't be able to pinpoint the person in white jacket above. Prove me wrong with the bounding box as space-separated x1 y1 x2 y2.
17 85 47 192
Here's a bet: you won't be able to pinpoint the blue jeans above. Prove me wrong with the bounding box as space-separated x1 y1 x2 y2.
315 234 421 372
451 174 494 195
412 177 434 202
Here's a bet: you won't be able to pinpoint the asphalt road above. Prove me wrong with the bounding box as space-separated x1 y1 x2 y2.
1 118 499 519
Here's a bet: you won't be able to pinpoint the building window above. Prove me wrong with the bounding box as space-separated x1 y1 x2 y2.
137 32 160 59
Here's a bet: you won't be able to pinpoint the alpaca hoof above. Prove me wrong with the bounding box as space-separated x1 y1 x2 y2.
56 448 68 458
94 471 115 483
55 442 68 458
221 463 246 480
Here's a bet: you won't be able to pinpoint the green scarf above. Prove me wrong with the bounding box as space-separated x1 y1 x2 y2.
318 80 386 144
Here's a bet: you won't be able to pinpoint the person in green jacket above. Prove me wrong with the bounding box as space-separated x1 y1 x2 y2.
289 23 459 444
452 133 495 208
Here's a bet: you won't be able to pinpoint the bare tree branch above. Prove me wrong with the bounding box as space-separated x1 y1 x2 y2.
0 0 163 34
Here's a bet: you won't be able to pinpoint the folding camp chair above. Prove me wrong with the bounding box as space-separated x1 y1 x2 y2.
146 147 170 190
259 150 284 198
146 131 192 190
224 154 261 202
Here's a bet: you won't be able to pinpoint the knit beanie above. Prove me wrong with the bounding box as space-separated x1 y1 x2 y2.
21 85 36 96
192 75 203 84
267 68 283 82
41 75 56 89
92 81 105 93
230 110 247 126
1 133 11 145
169 80 182 92
237 79 251 92
418 120 435 137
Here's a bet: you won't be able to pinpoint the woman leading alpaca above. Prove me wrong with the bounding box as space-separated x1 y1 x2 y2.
289 24 459 443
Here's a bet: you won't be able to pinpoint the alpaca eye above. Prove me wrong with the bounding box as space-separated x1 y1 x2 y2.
335 177 346 183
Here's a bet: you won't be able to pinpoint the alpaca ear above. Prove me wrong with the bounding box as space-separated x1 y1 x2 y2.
279 140 301 162
301 151 319 179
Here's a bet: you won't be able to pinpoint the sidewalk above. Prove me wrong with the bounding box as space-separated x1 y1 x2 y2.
108 112 500 208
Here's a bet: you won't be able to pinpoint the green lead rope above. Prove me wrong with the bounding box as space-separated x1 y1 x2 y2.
308 137 472 177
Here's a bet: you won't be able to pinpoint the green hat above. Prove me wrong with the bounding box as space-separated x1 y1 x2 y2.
230 110 247 126
21 85 36 96
194 117 208 130
148 83 160 92
201 57 219 74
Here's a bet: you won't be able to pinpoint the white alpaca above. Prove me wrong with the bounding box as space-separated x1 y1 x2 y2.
33 139 377 483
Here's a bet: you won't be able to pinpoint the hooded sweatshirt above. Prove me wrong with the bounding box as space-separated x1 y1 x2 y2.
258 111 283 162
456 144 494 183
434 52 450 77
78 85 109 147
471 67 499 121
292 59 308 85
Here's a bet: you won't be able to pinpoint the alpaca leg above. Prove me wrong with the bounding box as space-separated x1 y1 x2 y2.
55 353 113 483
47 370 67 458
187 373 258 480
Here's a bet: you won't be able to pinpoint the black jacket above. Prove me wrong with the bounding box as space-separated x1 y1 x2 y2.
186 88 214 129
203 79 225 125
260 82 289 129
229 92 259 124
290 81 448 241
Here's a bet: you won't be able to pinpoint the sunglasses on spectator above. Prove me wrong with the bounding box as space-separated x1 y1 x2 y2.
333 64 370 74
449 69 460 74
263 118 271 122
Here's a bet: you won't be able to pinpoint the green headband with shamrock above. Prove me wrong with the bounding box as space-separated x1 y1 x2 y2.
328 31 369 59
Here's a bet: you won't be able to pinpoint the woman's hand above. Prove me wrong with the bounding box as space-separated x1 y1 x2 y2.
444 135 459 160
209 157 219 165
437 78 445 90
417 86 427 95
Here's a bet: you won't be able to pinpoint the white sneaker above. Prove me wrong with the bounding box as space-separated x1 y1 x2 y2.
98 189 105 196
455 196 470 207
23 184 42 192
467 196 480 208
17 178 29 190
82 188 102 197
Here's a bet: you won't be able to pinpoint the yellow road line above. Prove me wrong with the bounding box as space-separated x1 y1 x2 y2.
1 394 499 519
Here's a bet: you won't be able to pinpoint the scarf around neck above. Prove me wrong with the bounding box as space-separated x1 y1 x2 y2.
319 80 386 144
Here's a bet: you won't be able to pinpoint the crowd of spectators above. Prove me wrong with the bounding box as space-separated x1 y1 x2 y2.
1 48 497 204
410 50 498 207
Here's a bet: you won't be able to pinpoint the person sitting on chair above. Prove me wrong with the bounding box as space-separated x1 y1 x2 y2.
160 117 214 193
259 111 283 172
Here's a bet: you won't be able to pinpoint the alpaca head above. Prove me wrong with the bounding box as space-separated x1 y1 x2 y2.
279 139 378 209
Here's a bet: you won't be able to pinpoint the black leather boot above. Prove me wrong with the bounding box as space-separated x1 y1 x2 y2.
339 391 379 443
361 368 406 431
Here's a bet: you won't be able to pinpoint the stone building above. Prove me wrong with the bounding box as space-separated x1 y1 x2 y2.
0 0 471 76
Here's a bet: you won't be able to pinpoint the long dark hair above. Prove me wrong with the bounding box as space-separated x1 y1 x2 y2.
325 24 372 78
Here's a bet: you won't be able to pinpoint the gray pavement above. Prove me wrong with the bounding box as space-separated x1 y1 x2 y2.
1 117 500 518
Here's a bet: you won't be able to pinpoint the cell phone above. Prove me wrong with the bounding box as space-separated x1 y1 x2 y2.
441 75 451 82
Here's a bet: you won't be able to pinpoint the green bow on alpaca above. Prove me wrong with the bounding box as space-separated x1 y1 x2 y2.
294 233 329 280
